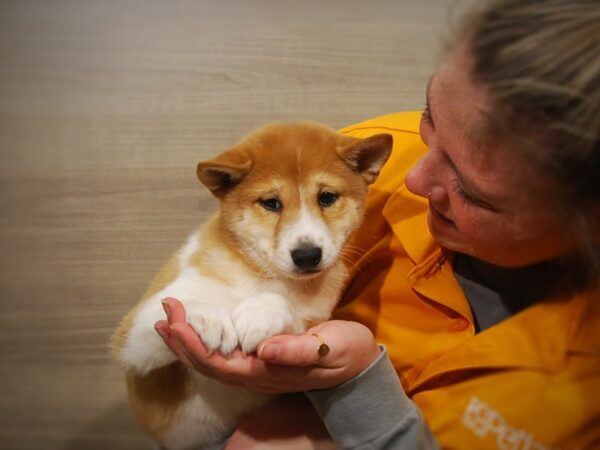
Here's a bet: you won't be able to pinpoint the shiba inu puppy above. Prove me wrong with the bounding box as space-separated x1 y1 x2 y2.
111 122 392 449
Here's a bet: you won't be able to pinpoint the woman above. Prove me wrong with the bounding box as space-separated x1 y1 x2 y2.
156 0 600 448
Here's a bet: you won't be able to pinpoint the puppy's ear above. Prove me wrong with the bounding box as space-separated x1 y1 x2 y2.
337 133 393 184
197 147 252 194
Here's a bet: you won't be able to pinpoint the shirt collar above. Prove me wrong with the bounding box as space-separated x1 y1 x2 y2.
382 185 473 321
382 185 438 265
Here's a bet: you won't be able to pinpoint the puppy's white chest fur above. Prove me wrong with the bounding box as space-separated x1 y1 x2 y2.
121 222 344 377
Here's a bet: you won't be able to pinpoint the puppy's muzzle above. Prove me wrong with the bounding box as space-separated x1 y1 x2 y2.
291 245 322 272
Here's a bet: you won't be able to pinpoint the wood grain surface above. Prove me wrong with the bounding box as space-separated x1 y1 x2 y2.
0 1 475 448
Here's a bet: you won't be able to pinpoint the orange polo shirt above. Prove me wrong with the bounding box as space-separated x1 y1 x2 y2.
336 112 600 449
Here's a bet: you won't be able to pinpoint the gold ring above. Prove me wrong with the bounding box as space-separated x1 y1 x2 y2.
311 333 330 361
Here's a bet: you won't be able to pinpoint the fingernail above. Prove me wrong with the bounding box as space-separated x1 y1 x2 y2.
161 299 171 318
155 324 169 341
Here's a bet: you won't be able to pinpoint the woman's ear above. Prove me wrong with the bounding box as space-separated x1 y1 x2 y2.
337 134 393 184
197 147 252 195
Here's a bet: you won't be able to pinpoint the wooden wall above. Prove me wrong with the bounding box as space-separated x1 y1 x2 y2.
0 1 474 448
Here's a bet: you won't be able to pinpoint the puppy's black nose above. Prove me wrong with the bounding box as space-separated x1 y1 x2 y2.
291 246 322 270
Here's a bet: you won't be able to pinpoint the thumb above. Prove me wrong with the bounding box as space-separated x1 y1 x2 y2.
257 333 327 366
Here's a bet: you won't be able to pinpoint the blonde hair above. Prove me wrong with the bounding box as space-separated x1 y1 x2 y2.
458 0 600 286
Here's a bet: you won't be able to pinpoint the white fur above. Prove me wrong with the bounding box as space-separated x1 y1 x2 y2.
161 375 271 450
233 292 303 353
277 201 336 271
118 226 344 449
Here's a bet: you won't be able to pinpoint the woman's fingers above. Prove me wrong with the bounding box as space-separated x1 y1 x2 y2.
168 323 282 382
170 322 209 358
155 319 197 369
166 322 340 393
160 298 201 369
155 302 380 393
169 321 216 374
157 300 248 379
257 334 327 366
154 319 172 345
162 297 186 324
168 322 244 379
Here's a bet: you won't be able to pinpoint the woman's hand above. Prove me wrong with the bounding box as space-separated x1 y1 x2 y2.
154 297 381 394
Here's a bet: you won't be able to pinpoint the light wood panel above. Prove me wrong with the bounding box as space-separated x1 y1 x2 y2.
0 0 475 448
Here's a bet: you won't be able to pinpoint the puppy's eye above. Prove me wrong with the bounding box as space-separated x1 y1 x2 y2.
318 191 338 207
258 197 282 212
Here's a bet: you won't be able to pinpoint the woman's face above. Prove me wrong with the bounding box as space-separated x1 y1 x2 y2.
405 48 574 267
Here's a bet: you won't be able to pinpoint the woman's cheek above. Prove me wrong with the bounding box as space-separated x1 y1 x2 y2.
453 206 481 237
458 209 502 247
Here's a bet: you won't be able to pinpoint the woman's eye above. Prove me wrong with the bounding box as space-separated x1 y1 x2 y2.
421 104 434 129
258 198 282 212
318 191 338 207
451 178 495 211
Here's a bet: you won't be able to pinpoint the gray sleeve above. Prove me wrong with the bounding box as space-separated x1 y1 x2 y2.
305 347 439 450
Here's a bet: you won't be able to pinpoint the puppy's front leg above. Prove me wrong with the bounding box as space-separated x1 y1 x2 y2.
119 295 178 375
233 293 303 354
185 302 238 355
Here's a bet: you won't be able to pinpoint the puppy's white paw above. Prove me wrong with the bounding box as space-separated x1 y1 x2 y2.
120 298 178 375
232 293 302 354
186 303 238 355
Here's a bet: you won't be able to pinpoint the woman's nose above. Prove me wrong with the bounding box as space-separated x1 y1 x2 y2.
405 158 423 197
405 149 451 207
406 153 437 198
